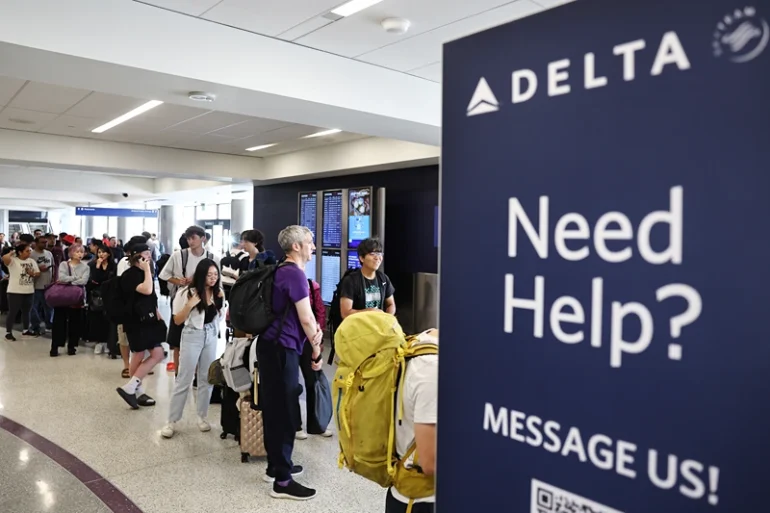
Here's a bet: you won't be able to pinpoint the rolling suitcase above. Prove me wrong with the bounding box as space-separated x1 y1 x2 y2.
239 398 267 462
219 385 240 441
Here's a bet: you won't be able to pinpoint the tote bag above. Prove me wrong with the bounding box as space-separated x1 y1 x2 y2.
45 265 85 308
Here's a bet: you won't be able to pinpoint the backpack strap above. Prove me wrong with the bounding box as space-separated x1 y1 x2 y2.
181 249 189 278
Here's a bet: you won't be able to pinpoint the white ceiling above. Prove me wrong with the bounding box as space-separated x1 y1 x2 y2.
139 0 574 83
0 76 367 156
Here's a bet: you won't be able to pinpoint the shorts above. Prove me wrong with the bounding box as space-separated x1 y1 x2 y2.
117 324 129 347
125 320 167 353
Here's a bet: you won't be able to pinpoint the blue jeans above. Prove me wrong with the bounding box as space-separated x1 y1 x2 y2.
30 289 52 332
167 322 218 422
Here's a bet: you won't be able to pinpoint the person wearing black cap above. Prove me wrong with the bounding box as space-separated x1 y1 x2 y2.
115 235 148 376
116 242 164 409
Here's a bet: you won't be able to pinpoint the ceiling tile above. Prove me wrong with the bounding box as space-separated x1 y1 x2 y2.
234 124 323 149
357 0 542 71
409 62 442 83
38 114 101 137
9 82 90 114
138 0 223 16
133 103 211 129
167 110 252 134
277 16 333 41
296 0 520 58
0 76 26 107
0 108 58 132
208 117 289 138
203 0 340 37
65 92 149 120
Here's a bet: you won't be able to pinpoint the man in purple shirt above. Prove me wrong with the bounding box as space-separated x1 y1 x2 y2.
258 225 323 501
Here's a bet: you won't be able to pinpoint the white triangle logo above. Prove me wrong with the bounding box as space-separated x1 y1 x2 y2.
466 77 500 117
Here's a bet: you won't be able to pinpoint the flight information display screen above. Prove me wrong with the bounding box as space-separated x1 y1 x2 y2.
347 252 361 270
322 190 343 248
321 249 341 304
348 187 372 249
299 192 317 240
306 252 317 282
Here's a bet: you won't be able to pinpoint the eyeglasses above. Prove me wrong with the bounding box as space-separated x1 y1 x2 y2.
368 252 383 258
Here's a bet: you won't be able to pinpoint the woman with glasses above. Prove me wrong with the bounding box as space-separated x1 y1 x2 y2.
161 258 224 438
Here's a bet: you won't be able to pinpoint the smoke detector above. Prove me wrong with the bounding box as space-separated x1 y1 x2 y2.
381 17 410 35
188 91 216 102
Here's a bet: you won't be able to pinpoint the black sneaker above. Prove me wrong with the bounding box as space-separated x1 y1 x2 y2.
5 333 16 341
263 465 304 483
116 388 139 410
67 348 77 356
270 479 316 501
22 330 37 337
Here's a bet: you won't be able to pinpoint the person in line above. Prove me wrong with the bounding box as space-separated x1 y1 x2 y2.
295 278 332 440
161 259 224 438
102 233 110 246
84 238 100 263
2 242 40 341
340 238 396 320
74 236 83 245
142 231 159 262
29 236 54 336
50 244 90 356
258 225 322 501
109 237 125 263
220 233 247 299
33 229 43 238
87 244 115 355
48 234 64 280
116 236 148 376
116 244 164 409
386 334 438 513
159 226 219 373
0 233 9 250
239 229 266 272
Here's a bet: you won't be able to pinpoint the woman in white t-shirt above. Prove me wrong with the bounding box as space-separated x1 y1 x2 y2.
2 242 40 341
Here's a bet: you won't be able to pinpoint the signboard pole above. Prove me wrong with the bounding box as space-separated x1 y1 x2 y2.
439 0 770 511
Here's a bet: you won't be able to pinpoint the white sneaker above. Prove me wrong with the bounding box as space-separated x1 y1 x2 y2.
295 430 308 440
197 417 211 432
161 423 176 438
94 343 103 355
320 430 333 438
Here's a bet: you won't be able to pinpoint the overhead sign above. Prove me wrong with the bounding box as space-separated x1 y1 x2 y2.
439 0 769 512
75 207 158 218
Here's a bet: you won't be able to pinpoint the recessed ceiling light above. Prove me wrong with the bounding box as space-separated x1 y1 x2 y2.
92 100 163 133
303 128 342 139
188 91 216 102
331 0 384 17
245 143 277 152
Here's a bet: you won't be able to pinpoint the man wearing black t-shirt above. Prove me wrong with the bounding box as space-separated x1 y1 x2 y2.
340 238 395 319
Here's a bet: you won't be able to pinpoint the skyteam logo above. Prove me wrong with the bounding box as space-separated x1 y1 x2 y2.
466 77 499 116
713 6 769 62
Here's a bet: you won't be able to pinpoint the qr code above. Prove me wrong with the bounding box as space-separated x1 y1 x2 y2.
531 479 624 513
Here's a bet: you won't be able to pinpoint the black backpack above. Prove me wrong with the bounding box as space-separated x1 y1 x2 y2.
157 253 172 296
228 262 284 335
328 268 360 334
101 276 127 324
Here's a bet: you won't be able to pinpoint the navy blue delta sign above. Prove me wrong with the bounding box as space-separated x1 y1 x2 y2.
439 0 769 512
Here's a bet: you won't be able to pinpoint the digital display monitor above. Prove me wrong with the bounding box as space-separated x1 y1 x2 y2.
299 192 317 240
321 249 341 304
306 252 317 282
322 190 343 248
348 187 372 249
347 252 361 270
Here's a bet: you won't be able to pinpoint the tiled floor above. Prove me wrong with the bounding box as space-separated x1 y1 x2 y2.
0 305 385 513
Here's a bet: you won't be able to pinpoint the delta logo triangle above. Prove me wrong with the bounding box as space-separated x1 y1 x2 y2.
466 77 499 117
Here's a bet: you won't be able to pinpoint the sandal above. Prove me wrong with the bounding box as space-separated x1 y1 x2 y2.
121 369 130 379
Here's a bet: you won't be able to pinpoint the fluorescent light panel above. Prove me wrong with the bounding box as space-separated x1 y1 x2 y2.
91 100 164 133
245 143 277 152
331 0 384 17
304 128 342 139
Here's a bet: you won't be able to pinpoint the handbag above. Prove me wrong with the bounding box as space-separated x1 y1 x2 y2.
314 370 333 431
45 264 85 308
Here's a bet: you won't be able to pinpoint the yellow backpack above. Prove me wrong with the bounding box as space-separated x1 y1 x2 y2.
332 311 437 505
